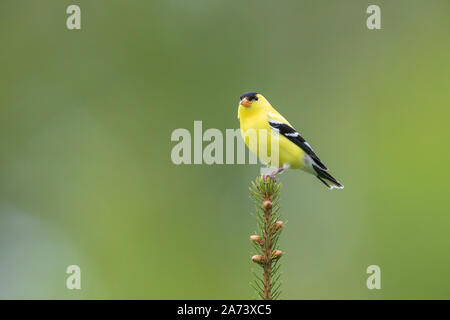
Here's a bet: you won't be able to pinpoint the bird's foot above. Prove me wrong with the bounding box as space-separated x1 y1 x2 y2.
263 173 276 182
263 166 288 182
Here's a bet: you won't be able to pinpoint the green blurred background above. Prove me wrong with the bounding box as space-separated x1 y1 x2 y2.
0 0 449 299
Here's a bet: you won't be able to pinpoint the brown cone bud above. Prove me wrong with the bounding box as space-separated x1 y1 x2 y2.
252 255 263 263
274 221 283 230
250 235 261 243
272 250 283 259
263 200 272 209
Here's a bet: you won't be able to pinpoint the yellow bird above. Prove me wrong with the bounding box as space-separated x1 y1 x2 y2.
238 92 343 189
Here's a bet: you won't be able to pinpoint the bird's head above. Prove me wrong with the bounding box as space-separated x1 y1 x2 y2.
238 92 269 114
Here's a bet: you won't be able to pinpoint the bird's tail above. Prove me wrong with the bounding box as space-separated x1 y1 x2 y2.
313 165 344 190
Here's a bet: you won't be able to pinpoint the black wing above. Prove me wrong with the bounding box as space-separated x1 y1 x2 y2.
268 120 327 170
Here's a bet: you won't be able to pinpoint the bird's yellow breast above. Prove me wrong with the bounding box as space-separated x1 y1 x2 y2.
239 109 305 169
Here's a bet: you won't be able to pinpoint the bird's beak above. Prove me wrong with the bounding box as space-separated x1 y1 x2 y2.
240 97 251 108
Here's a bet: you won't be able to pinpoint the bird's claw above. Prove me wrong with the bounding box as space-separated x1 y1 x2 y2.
263 166 288 182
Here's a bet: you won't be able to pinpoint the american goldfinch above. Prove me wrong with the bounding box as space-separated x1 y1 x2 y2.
238 92 343 189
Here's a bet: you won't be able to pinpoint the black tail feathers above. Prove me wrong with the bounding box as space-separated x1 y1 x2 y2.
313 165 344 190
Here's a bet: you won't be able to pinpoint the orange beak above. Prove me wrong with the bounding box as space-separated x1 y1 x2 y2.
240 97 251 108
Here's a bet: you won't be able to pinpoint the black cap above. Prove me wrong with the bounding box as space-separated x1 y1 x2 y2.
240 92 258 101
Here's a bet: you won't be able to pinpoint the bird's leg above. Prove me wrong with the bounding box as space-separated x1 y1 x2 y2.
264 165 289 182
